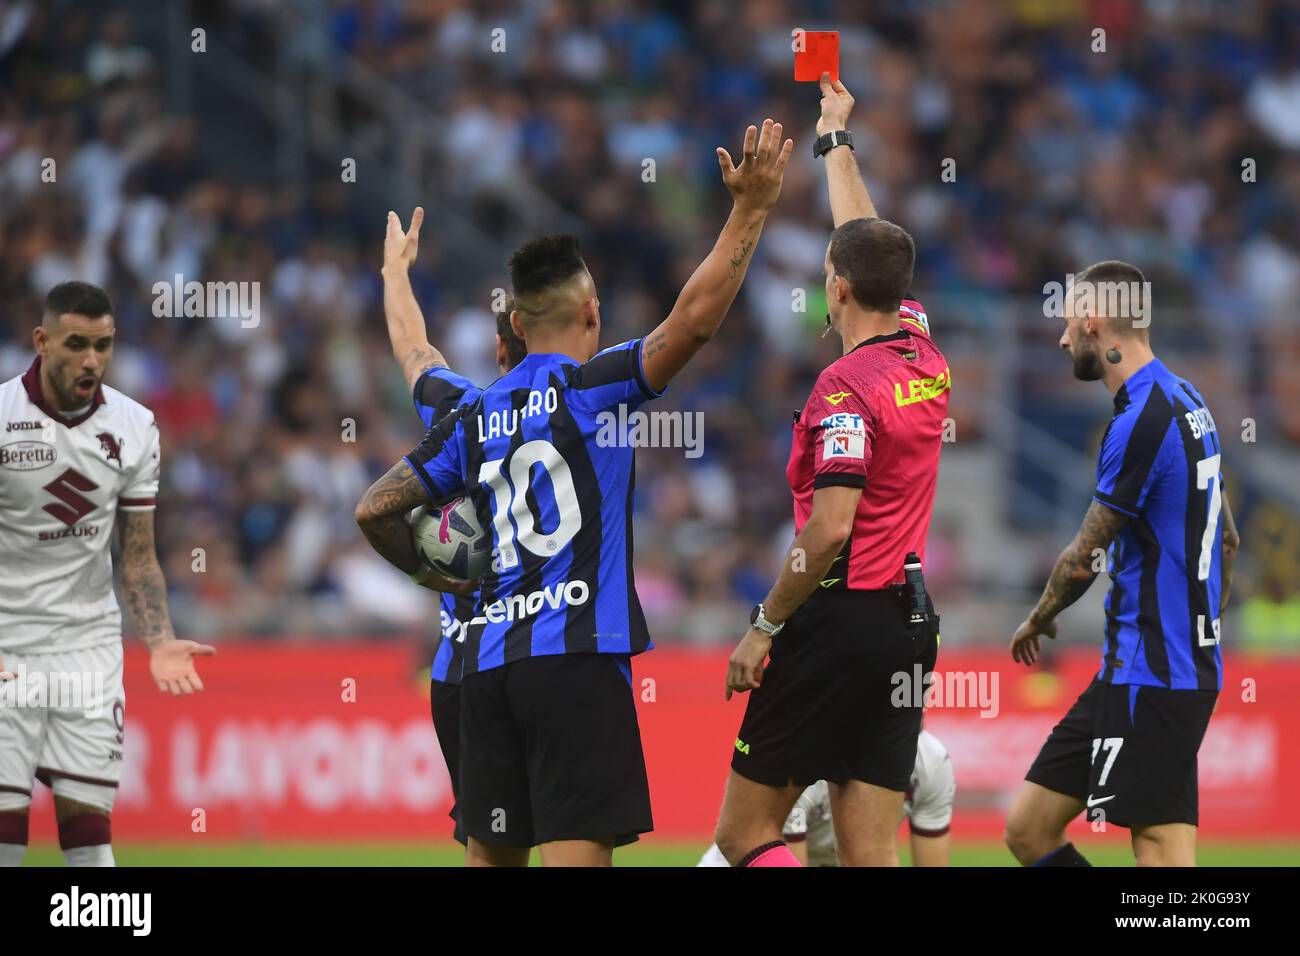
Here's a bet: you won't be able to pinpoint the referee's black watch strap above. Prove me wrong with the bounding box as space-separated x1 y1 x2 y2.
813 129 853 158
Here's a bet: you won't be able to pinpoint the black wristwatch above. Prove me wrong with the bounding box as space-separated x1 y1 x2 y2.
813 129 853 158
749 603 784 637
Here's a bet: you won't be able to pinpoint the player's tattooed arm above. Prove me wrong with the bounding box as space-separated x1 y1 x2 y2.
1220 490 1240 616
119 510 175 649
1029 500 1129 627
1012 501 1128 665
120 510 216 692
355 459 430 575
382 207 449 389
641 119 794 393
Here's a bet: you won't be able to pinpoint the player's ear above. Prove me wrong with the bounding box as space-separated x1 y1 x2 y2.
32 324 48 353
495 334 508 372
509 309 525 342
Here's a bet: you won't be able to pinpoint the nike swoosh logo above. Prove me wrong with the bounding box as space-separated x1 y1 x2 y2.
1086 794 1116 808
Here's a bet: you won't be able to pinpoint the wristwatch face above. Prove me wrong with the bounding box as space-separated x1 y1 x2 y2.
750 604 761 626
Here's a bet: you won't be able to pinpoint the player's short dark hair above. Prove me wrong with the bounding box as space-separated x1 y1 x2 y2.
497 297 527 368
1072 260 1148 329
828 218 915 313
44 281 113 322
508 234 587 298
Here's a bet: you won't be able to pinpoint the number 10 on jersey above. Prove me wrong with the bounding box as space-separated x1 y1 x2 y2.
479 439 581 572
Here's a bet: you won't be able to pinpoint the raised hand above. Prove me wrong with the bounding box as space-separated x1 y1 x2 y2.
384 207 424 272
717 119 795 215
817 73 855 136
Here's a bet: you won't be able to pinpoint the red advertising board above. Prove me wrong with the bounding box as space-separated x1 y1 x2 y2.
26 644 1300 844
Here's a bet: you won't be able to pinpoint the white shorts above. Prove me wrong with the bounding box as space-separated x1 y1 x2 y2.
0 641 125 800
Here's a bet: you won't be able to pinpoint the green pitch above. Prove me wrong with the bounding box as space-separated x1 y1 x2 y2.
22 840 1300 866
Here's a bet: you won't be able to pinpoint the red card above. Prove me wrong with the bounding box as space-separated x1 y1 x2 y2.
794 30 838 83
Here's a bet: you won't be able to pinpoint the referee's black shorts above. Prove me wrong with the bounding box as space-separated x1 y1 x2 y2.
1026 678 1217 828
731 588 939 793
458 652 653 847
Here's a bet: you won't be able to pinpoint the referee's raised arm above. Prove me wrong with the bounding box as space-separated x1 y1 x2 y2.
816 73 877 225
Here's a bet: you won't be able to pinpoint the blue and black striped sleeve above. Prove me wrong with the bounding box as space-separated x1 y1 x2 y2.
405 402 472 502
566 338 665 412
1093 389 1175 517
412 366 478 429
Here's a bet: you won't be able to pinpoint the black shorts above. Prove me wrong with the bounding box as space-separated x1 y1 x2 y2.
429 679 465 846
731 588 939 793
458 652 653 847
1026 678 1217 828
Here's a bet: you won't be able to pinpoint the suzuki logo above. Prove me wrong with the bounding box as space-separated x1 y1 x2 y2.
42 469 98 527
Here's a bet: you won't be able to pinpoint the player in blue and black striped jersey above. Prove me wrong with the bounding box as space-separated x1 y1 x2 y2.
1005 261 1241 868
378 208 527 849
357 119 795 865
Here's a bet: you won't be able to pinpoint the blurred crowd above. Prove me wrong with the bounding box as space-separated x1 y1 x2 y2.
0 0 1297 649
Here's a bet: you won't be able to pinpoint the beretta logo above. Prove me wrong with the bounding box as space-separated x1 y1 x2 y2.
0 440 56 471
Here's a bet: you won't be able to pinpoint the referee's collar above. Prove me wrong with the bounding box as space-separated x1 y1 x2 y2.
848 328 910 354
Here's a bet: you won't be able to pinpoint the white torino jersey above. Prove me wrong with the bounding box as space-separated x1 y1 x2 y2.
0 359 160 653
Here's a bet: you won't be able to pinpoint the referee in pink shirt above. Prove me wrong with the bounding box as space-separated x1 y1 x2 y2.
716 76 949 868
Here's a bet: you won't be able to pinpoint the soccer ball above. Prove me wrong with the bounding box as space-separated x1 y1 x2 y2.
409 496 492 581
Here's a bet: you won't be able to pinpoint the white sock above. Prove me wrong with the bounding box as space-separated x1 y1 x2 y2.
0 843 26 867
64 844 115 867
697 843 731 867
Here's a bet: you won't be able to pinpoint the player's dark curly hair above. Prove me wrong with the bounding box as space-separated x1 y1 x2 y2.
44 281 113 321
828 218 915 314
507 233 587 298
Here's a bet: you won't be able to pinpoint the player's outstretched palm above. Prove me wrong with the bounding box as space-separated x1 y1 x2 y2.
384 206 424 271
717 119 794 215
150 639 216 695
1010 616 1058 666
